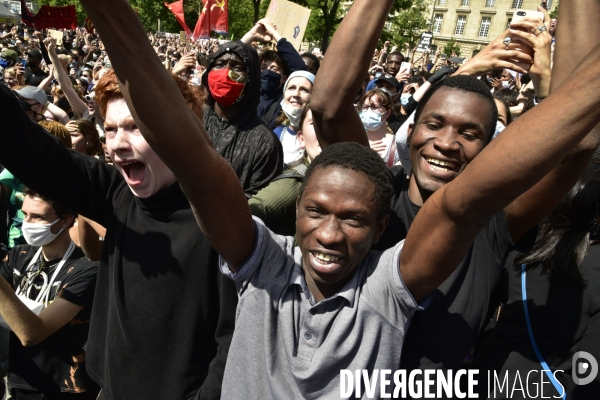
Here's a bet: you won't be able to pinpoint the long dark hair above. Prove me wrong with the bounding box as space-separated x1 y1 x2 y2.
515 162 600 287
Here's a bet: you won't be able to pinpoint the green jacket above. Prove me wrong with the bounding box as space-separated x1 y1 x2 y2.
249 161 308 237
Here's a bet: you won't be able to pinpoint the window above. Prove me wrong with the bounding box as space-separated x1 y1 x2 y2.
455 15 467 35
511 0 523 8
479 17 491 37
438 0 447 5
546 0 554 9
461 0 470 6
506 18 512 29
433 14 444 33
485 0 495 7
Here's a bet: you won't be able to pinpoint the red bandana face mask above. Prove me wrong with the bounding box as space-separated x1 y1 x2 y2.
207 68 247 107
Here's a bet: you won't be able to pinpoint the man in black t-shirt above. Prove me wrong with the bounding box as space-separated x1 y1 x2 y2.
24 49 48 87
0 188 98 399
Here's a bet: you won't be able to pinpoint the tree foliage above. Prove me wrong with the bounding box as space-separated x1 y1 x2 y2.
381 0 430 49
293 0 415 52
443 37 461 56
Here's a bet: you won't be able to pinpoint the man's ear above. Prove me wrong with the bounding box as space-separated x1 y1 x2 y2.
372 213 390 245
406 123 414 147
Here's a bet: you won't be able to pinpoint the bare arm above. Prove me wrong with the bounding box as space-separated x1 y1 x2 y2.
46 102 69 125
44 37 88 118
401 45 600 302
310 0 395 148
0 276 83 346
503 2 600 242
77 215 106 261
80 0 255 271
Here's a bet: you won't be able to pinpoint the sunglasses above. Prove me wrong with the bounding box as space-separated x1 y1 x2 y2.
85 94 95 102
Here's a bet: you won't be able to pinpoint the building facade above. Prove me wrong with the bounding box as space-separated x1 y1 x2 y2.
428 0 557 58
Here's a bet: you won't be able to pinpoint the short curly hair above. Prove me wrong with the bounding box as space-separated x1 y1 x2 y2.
94 69 205 120
299 142 393 220
414 75 498 143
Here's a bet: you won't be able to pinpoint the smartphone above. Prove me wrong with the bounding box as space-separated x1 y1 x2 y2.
20 59 26 67
509 10 544 71
511 9 545 25
399 62 412 76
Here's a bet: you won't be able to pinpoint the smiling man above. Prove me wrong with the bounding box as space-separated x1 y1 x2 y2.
310 0 600 390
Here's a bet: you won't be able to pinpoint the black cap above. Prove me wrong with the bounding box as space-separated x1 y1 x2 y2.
27 49 42 59
374 75 400 90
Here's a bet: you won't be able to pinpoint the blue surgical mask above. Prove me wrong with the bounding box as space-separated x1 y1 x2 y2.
400 93 411 107
360 109 383 131
261 70 281 91
492 121 506 140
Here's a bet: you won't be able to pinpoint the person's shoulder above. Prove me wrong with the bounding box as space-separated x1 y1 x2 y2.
7 244 37 270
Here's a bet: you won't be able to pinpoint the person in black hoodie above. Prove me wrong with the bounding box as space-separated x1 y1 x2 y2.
202 41 283 198
0 71 237 400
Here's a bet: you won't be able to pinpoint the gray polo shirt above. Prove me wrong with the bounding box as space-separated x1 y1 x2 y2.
219 217 426 399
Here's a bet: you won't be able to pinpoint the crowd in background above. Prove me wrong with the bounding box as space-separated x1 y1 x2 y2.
0 0 599 399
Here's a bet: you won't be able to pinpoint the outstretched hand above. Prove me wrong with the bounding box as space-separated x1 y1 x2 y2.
453 28 534 77
508 6 552 97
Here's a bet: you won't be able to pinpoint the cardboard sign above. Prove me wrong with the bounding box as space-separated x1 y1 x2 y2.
179 31 188 45
48 29 63 46
265 0 311 50
415 31 433 53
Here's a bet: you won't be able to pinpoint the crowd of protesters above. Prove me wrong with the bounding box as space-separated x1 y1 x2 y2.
0 0 599 399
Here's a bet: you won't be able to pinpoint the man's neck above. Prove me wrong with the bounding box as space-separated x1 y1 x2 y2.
407 174 431 207
214 102 241 120
41 231 72 261
302 264 351 303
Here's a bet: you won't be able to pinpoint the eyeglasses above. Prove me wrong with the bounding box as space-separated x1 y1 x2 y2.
361 103 385 113
85 94 95 102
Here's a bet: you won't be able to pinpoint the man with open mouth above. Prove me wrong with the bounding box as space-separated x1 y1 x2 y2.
0 71 237 399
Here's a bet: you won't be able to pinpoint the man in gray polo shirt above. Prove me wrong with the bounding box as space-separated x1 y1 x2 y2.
80 0 600 397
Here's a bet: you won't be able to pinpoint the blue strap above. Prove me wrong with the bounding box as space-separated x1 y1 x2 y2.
521 264 567 399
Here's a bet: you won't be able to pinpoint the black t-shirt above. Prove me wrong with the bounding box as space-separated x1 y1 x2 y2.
0 84 238 400
0 244 98 393
24 68 48 87
376 167 536 390
471 247 600 399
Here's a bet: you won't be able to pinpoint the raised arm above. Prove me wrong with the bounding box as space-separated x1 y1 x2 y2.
310 0 395 148
502 2 600 242
401 45 600 302
44 37 89 118
80 0 255 271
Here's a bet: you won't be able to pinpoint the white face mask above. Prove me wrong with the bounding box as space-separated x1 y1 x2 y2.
280 99 303 128
22 218 64 247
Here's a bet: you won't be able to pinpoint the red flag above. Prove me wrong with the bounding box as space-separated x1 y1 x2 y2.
192 0 228 40
84 16 94 34
209 0 228 35
19 0 35 26
20 1 77 30
192 0 210 40
164 0 191 37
